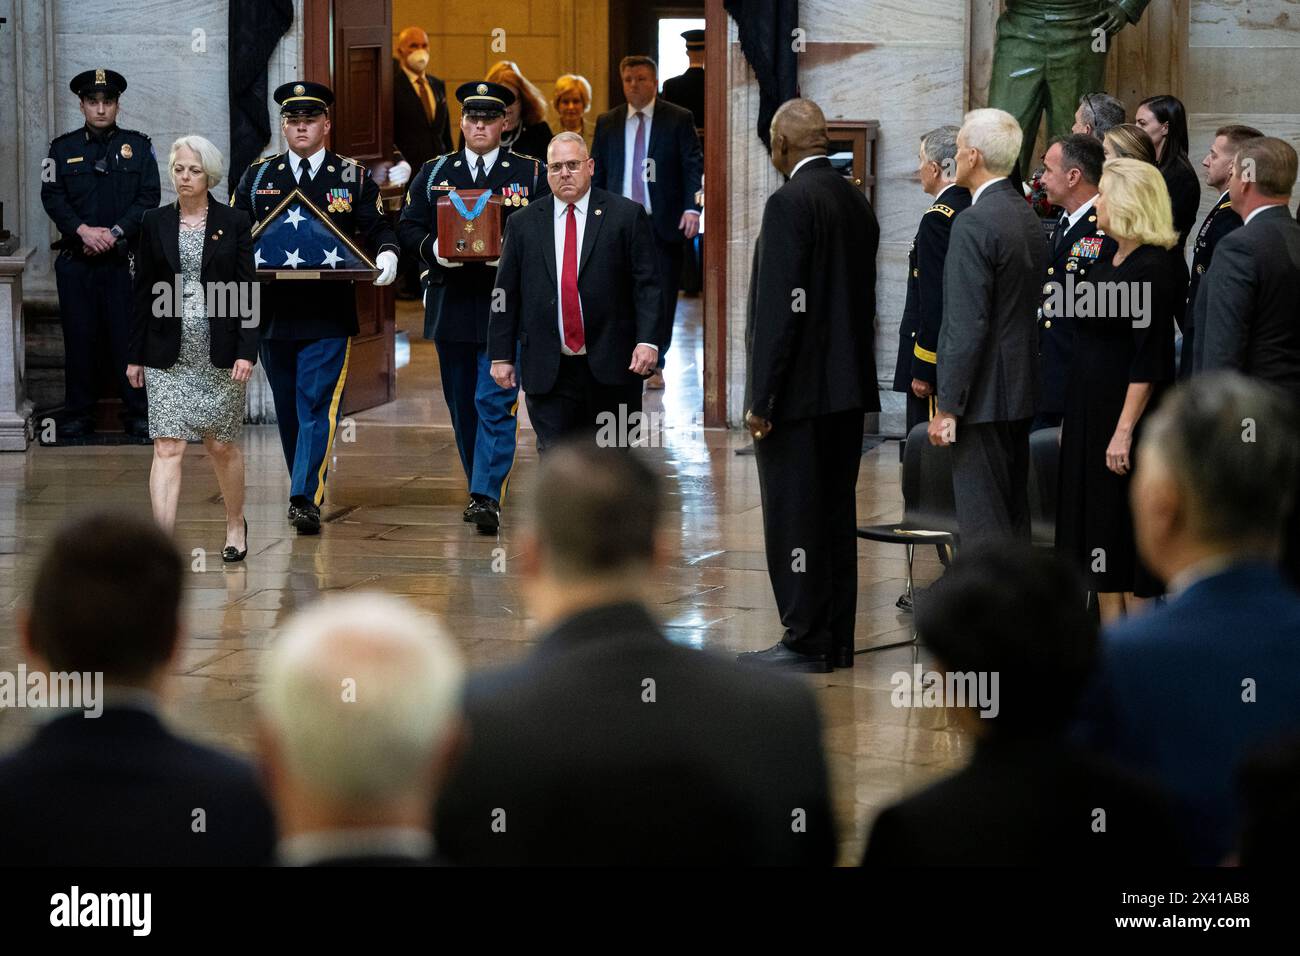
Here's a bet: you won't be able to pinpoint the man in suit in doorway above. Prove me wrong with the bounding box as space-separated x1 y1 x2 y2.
591 54 702 389
929 108 1047 548
489 131 661 452
737 98 880 674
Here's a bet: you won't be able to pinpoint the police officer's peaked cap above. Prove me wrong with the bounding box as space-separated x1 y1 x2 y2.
70 68 127 98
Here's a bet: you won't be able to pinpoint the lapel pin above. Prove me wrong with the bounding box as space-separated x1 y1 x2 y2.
595 208 602 216
327 165 335 173
453 160 462 167
502 160 510 168
277 163 285 170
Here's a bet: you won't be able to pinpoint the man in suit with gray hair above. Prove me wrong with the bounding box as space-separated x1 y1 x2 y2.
929 108 1047 546
259 592 465 866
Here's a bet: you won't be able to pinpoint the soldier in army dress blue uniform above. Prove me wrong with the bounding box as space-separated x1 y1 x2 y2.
41 69 160 439
399 81 549 535
233 81 399 535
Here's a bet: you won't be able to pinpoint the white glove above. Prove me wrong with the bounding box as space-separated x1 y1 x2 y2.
373 250 399 286
433 237 463 268
388 160 412 188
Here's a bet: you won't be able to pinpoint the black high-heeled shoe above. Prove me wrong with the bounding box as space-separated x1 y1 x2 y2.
222 518 248 563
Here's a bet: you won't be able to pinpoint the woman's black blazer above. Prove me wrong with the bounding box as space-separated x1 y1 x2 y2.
129 194 260 369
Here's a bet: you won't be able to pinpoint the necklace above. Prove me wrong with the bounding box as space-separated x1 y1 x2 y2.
179 201 208 229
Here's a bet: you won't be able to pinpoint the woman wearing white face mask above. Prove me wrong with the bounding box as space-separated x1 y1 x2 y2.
393 26 451 176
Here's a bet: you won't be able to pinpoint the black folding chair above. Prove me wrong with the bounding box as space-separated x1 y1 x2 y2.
1027 425 1061 549
856 422 960 653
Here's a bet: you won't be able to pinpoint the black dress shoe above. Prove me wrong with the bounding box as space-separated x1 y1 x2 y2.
895 592 913 613
222 518 249 563
462 497 478 521
57 417 95 439
469 497 500 535
292 502 322 535
832 647 856 669
736 642 832 673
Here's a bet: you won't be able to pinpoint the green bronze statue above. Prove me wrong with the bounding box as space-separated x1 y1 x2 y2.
989 0 1151 175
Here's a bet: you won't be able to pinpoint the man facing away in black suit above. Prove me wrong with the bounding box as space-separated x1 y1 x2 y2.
434 443 837 865
862 544 1185 865
489 131 661 451
0 513 275 866
736 98 880 674
591 55 702 389
258 592 464 867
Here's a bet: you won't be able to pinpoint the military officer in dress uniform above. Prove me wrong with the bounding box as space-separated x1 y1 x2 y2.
1034 134 1114 431
41 69 160 439
398 81 548 535
233 81 399 535
892 126 970 434
1179 124 1262 379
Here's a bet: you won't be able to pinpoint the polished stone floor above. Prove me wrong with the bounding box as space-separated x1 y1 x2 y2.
0 295 958 865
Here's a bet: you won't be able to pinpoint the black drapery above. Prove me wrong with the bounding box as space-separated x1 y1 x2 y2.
723 0 800 150
228 0 295 194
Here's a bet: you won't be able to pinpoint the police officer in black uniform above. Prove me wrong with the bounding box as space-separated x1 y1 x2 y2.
892 126 970 434
233 81 400 535
1034 134 1114 431
1180 124 1261 379
661 29 705 132
398 81 548 535
41 69 160 439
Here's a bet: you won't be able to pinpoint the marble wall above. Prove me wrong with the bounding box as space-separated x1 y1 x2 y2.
391 0 609 138
1185 0 1300 224
724 0 971 425
0 0 305 305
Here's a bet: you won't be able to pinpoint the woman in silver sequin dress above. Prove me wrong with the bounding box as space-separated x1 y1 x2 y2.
127 135 260 561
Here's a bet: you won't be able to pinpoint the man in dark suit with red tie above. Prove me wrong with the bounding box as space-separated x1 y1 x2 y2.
590 55 702 389
489 131 661 451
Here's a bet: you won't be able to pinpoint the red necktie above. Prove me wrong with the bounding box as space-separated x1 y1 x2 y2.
562 203 584 352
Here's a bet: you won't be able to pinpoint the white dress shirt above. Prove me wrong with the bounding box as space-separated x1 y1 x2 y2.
1244 202 1288 226
289 146 326 182
621 98 655 211
1063 193 1098 231
972 176 1007 205
464 145 500 180
552 188 658 358
789 154 826 178
555 190 591 355
277 827 434 866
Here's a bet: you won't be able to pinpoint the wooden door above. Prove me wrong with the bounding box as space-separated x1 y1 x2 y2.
305 0 396 415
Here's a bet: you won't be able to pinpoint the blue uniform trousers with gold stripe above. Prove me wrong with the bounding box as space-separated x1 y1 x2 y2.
260 336 351 507
435 341 518 503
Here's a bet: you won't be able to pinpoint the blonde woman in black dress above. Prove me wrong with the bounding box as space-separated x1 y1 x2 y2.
1056 157 1186 624
127 135 258 561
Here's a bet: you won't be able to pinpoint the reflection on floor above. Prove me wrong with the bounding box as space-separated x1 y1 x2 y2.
0 294 960 864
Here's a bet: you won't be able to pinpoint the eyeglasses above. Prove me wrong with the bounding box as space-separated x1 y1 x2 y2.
547 160 587 174
1083 93 1096 123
